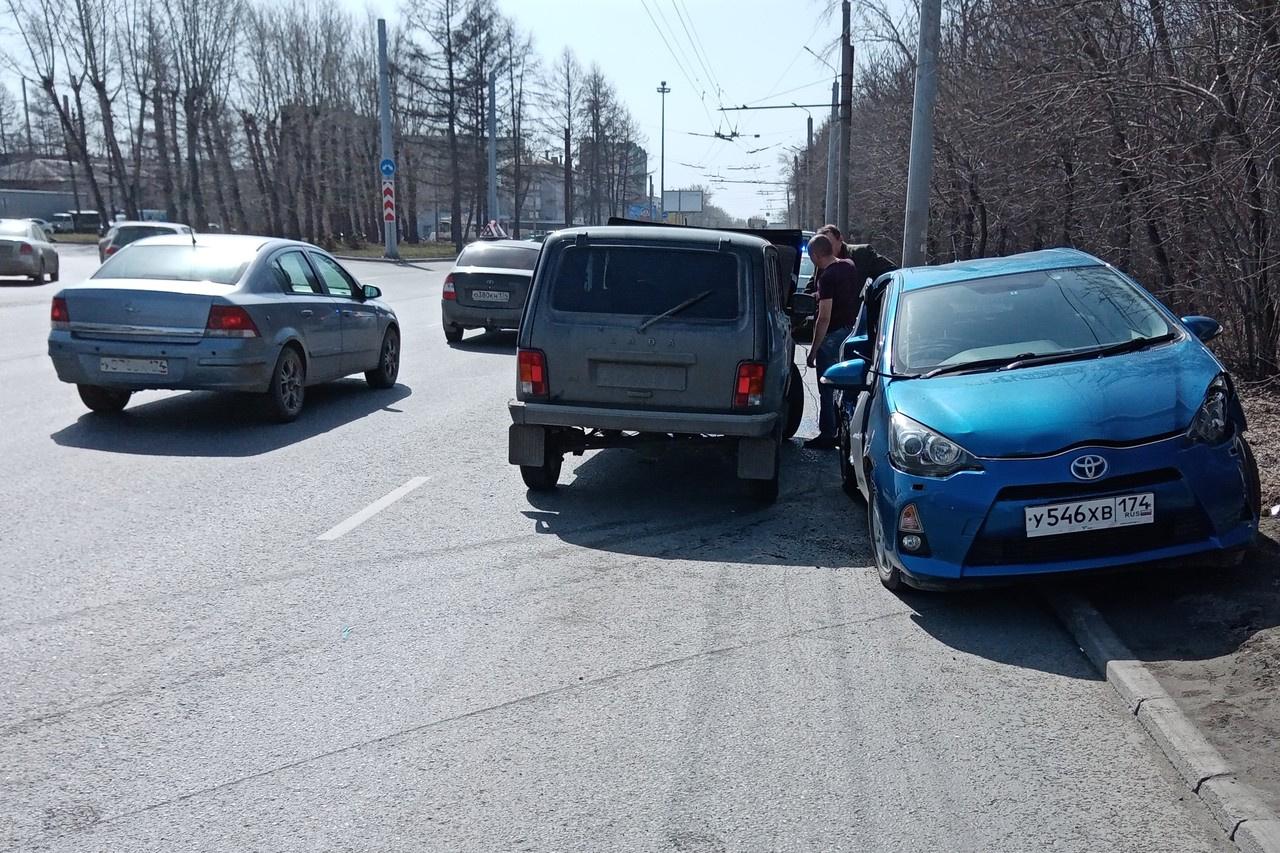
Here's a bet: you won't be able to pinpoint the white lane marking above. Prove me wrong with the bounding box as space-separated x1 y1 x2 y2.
318 476 430 541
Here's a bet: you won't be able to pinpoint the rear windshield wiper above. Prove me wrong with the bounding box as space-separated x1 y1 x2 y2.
638 290 714 332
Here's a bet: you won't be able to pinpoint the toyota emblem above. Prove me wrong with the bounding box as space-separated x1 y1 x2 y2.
1070 454 1108 481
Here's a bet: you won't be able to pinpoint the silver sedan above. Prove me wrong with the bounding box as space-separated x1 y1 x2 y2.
47 234 401 422
0 218 60 283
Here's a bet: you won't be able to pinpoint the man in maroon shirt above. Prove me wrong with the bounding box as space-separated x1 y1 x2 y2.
804 234 862 449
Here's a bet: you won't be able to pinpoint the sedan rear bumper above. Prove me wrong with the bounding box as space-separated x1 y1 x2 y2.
510 400 779 438
442 301 524 330
48 331 274 392
0 256 39 276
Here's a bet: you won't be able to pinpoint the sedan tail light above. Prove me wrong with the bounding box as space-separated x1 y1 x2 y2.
443 273 456 301
19 242 33 255
518 348 548 397
51 296 69 329
105 245 117 256
733 361 766 408
205 304 260 337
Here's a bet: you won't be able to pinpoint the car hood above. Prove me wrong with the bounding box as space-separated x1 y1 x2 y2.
886 338 1221 457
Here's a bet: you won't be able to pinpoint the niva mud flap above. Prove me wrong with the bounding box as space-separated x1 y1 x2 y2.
737 435 778 480
509 424 546 466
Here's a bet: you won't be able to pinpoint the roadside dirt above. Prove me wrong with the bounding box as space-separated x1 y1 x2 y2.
1088 385 1280 815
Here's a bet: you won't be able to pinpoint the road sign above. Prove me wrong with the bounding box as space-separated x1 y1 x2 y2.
382 181 396 223
379 158 395 178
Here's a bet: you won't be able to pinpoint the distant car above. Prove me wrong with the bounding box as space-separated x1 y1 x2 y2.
823 248 1261 591
508 223 812 501
48 234 400 422
26 217 53 232
98 221 193 263
442 239 541 343
791 252 817 337
0 218 60 283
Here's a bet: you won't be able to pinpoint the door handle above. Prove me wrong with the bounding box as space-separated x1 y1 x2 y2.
301 309 314 317
342 309 354 317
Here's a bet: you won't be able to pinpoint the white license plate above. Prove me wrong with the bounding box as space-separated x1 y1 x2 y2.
1025 493 1154 538
470 290 509 303
100 357 169 376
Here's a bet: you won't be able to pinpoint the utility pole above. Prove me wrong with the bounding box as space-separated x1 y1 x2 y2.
657 81 670 217
824 80 837 226
563 126 572 228
902 0 942 266
837 0 853 232
806 115 813 226
487 71 498 228
376 19 398 259
793 154 800 228
22 79 33 153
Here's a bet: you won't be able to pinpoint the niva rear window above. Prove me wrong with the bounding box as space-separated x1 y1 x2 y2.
550 246 739 319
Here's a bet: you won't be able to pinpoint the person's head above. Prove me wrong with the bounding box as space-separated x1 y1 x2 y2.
817 224 848 258
808 234 836 269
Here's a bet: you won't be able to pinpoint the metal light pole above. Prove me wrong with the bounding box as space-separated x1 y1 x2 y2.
657 81 670 217
824 80 837 226
487 71 498 227
838 0 853 232
902 0 942 266
376 19 398 259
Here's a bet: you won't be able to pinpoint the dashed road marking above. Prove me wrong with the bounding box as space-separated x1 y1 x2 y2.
318 476 429 541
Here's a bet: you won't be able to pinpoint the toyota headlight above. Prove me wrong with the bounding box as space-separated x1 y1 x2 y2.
889 412 982 477
1188 374 1232 445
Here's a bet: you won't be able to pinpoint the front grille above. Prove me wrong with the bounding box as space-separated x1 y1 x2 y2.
965 508 1212 567
995 468 1181 502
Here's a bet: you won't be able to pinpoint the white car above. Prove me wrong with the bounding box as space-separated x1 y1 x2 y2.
0 218 59 283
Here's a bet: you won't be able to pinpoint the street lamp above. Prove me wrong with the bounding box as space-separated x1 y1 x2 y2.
657 80 671 216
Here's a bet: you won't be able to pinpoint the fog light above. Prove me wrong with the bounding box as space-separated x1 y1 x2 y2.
901 534 923 552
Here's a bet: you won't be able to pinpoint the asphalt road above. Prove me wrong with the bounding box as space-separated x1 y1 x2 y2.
0 245 1228 852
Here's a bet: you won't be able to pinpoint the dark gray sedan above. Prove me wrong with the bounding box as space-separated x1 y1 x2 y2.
48 234 400 422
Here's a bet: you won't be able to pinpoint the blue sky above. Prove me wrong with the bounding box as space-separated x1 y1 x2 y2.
1 0 914 220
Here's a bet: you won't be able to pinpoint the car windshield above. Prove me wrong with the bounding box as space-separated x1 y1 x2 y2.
92 244 252 285
0 220 30 237
550 245 740 319
457 243 539 270
113 226 177 247
893 266 1175 375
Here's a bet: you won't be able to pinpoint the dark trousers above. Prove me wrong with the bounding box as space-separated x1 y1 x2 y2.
816 325 853 438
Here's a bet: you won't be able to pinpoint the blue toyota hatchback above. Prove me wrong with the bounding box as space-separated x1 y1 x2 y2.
822 248 1261 591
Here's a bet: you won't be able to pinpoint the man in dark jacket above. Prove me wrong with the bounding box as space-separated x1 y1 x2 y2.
817 224 898 291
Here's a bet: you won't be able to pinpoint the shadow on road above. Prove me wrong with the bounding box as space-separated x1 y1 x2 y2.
0 278 43 287
49 380 411 457
448 329 517 355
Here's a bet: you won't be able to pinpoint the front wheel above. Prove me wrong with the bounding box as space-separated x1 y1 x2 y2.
839 417 863 501
868 481 903 592
365 327 400 389
264 346 305 423
1241 435 1262 521
77 384 131 414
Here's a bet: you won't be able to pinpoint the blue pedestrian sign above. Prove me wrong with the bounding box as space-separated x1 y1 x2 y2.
379 158 396 178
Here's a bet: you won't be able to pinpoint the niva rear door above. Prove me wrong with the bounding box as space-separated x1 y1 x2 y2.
529 240 755 411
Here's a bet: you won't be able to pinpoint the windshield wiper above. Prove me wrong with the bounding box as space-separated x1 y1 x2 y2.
922 354 1038 379
637 290 714 332
999 332 1178 371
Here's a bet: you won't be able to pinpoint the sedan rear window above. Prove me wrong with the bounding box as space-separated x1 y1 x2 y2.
111 226 178 248
0 220 30 237
550 245 740 319
92 245 251 285
457 243 539 270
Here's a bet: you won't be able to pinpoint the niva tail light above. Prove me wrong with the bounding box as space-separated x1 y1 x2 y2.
518 348 548 397
733 362 766 408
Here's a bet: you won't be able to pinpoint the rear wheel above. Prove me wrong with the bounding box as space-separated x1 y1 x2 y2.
444 320 464 343
520 433 562 491
264 346 305 423
365 327 400 389
50 261 59 282
746 428 782 504
782 364 804 439
77 384 131 414
868 481 903 592
30 261 44 284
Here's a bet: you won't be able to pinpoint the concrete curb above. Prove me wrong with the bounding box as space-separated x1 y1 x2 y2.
331 254 456 265
1048 591 1280 853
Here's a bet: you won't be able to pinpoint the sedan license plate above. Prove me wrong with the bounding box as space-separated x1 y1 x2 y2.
470 290 510 303
1025 493 1154 538
100 357 169 376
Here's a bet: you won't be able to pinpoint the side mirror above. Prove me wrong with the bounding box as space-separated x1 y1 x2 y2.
841 332 871 362
789 292 817 317
1181 315 1222 343
821 357 871 391
362 284 383 300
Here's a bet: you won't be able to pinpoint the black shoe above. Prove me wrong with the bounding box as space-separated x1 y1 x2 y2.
804 435 838 450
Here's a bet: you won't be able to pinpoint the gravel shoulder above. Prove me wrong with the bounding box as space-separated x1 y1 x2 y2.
1090 385 1280 817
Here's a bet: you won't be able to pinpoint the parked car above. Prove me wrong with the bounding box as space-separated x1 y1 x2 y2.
442 239 541 342
98 221 194 263
48 234 400 422
508 223 813 501
26 217 53 232
822 248 1261 591
0 218 60 283
792 252 817 338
